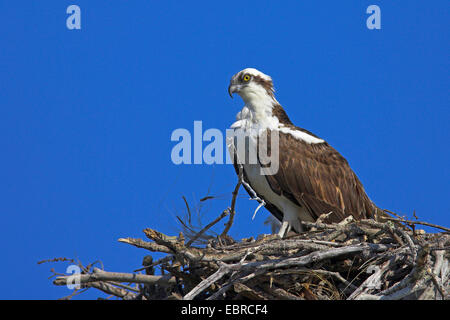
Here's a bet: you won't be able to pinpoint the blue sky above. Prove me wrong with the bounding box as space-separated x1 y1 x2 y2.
0 1 448 299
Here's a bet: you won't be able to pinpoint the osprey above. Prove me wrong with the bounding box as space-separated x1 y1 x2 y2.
227 68 382 237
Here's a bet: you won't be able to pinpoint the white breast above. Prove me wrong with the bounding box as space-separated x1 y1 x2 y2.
230 119 314 231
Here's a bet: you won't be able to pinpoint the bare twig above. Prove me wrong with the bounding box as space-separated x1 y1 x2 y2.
182 196 192 224
384 217 450 233
221 166 243 237
187 209 229 247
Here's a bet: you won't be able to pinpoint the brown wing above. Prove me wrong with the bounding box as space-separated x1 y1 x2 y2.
260 130 377 223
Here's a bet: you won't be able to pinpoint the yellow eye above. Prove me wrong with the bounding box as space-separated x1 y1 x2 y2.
243 74 251 82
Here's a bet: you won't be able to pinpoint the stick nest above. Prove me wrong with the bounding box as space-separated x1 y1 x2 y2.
47 216 449 300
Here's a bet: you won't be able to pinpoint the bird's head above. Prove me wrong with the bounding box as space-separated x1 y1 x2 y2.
228 68 275 104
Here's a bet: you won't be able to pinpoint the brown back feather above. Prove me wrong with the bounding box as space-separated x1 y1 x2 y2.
261 129 377 224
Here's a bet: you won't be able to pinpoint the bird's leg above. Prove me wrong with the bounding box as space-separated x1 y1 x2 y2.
277 220 290 238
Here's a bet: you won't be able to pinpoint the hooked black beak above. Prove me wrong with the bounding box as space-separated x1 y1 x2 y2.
228 83 238 98
228 83 234 98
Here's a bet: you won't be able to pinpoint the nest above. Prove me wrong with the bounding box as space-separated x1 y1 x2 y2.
48 215 449 300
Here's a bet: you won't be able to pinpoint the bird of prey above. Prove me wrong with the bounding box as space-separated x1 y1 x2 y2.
227 68 382 237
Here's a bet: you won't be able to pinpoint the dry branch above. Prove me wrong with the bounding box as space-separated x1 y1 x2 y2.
53 267 177 287
42 175 449 300
45 214 449 300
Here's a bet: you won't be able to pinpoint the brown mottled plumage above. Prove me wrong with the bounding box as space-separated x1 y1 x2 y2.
262 130 378 223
